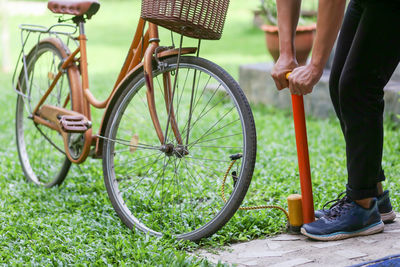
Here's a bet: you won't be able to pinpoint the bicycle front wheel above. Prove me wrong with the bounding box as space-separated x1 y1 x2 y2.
102 56 256 240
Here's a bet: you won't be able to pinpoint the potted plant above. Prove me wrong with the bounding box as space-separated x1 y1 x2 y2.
258 0 317 65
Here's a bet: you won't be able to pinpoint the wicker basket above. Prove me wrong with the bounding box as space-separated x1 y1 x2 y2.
141 0 230 40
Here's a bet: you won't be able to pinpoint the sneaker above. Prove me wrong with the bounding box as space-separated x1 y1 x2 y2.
301 197 384 241
378 190 396 223
315 190 396 223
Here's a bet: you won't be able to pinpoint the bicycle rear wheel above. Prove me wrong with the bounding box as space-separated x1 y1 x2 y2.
102 56 256 240
15 39 72 187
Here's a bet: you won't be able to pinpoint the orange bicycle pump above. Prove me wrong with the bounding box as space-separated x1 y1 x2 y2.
286 72 315 225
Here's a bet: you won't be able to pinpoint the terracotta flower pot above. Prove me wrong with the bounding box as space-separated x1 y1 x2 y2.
261 24 316 65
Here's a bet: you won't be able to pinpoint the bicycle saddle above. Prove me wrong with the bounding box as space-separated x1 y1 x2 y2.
47 0 100 18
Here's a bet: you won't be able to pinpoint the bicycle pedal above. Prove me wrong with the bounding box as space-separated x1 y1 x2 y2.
58 115 91 133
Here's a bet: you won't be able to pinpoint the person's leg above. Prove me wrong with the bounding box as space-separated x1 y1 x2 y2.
329 0 386 194
338 0 400 202
302 0 400 241
329 0 362 129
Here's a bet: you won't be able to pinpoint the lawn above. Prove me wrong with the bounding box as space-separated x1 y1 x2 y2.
1 0 399 265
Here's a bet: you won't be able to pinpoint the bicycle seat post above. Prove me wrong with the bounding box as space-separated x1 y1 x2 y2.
78 20 85 36
74 16 91 118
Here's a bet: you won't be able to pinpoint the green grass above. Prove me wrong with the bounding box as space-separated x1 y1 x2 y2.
1 0 400 265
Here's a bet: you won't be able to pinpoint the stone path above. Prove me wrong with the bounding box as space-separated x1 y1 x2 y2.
196 214 400 267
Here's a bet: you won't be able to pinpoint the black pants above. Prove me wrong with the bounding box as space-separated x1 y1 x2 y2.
329 0 400 200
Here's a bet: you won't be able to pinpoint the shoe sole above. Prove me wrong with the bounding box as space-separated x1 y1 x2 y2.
381 210 396 223
301 221 384 241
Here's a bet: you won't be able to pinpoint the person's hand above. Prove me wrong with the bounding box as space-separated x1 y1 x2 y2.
271 55 298 90
287 64 323 95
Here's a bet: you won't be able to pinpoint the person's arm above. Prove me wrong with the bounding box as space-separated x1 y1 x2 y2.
271 0 302 90
287 0 346 95
271 0 346 95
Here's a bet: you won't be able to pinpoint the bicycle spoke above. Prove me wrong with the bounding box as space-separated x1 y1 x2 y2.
174 68 191 126
185 156 230 163
159 157 179 204
180 160 205 229
182 162 222 221
183 158 226 178
103 57 255 239
119 153 166 194
189 133 243 147
16 41 71 186
98 135 162 151
186 117 241 148
180 85 228 142
148 156 171 200
155 75 165 99
179 76 214 136
34 124 65 155
122 101 149 123
123 151 162 165
191 144 243 149
171 158 182 228
187 107 236 148
123 152 165 176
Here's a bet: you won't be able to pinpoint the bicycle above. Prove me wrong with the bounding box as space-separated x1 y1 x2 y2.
12 0 257 241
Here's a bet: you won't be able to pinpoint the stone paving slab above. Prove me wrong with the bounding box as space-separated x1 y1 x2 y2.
196 213 400 267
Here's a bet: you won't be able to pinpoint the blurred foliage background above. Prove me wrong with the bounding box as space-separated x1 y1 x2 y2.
0 0 398 265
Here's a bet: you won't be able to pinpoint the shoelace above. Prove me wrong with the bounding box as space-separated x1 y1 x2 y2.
322 191 347 210
327 196 353 219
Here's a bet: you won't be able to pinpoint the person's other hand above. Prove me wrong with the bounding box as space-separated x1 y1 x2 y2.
271 55 298 90
287 64 323 95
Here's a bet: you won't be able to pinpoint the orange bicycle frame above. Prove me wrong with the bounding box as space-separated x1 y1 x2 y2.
32 18 196 163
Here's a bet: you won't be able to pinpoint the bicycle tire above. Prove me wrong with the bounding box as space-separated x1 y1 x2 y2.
102 56 256 241
15 39 72 187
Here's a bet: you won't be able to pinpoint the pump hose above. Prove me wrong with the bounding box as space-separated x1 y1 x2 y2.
221 159 290 221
